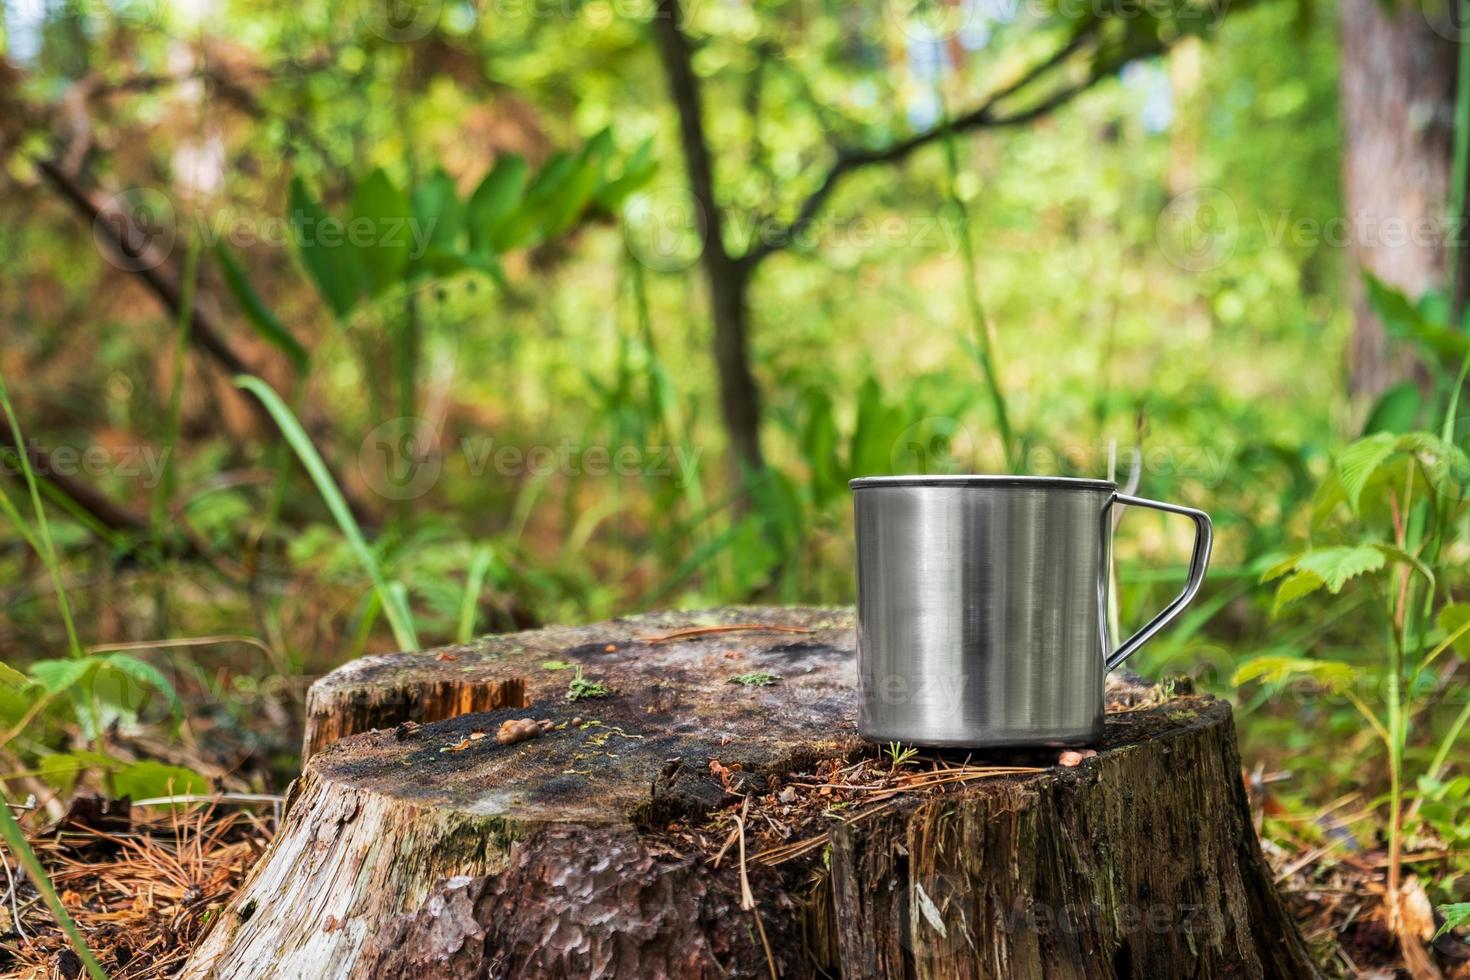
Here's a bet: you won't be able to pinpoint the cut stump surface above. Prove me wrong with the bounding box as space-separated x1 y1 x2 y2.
184 607 1317 979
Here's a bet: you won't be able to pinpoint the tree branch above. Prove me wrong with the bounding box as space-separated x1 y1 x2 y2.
741 23 1120 268
34 157 381 530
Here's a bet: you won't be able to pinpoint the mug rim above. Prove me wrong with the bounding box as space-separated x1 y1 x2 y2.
849 474 1116 491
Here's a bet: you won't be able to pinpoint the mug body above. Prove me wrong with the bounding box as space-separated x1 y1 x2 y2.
853 476 1115 747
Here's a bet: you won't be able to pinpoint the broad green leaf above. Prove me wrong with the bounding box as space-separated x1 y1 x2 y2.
213 242 309 373
597 137 657 210
0 661 28 687
411 168 465 259
1232 655 1356 691
1362 382 1420 435
27 657 99 695
101 653 183 721
350 168 412 295
493 152 576 250
1272 570 1324 615
1437 603 1470 657
466 154 528 254
112 760 209 799
289 176 362 319
1336 432 1396 513
1363 272 1423 335
539 153 603 239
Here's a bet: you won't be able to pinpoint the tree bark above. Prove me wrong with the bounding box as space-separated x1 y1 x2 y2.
185 607 1316 979
1339 0 1465 398
650 0 765 474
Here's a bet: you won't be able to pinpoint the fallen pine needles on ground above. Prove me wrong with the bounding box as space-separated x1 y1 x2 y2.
1 797 276 979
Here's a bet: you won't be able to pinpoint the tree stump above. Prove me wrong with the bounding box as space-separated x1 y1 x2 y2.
184 607 1317 979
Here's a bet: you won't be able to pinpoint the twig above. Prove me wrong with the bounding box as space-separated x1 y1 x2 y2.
3 852 26 941
734 797 778 980
639 624 814 644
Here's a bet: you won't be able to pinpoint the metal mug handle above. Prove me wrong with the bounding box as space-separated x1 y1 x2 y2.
1105 492 1213 671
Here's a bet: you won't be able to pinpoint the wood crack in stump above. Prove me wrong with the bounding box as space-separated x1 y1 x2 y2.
186 606 1316 979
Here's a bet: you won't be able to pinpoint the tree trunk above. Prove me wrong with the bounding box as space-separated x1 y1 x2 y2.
184 608 1315 979
650 0 765 474
1339 0 1464 398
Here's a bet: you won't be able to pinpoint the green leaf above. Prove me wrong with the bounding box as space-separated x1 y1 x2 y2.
1396 431 1470 496
1270 545 1387 593
411 168 465 261
101 653 183 721
596 137 657 210
28 657 100 695
1336 432 1396 513
1232 655 1356 691
1272 570 1324 615
467 154 528 254
112 760 208 799
212 242 309 373
289 176 362 319
1362 382 1420 435
0 661 28 688
1435 902 1470 940
1437 603 1470 657
236 375 419 651
350 168 412 296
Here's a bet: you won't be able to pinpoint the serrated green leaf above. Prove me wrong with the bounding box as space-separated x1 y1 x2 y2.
28 657 100 695
1232 655 1356 691
1278 545 1387 593
466 154 528 254
1272 570 1324 615
1336 433 1396 513
350 168 412 296
289 176 362 319
1435 903 1470 940
213 242 309 373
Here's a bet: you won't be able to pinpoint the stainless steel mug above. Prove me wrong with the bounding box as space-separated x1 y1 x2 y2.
852 475 1212 747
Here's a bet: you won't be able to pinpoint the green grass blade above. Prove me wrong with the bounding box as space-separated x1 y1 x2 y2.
457 545 494 643
0 372 84 659
234 375 419 651
0 799 108 979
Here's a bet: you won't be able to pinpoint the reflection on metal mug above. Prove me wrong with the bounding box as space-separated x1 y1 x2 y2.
852 475 1212 747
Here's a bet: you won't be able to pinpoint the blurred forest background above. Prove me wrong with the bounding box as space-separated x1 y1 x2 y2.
3 0 1470 972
